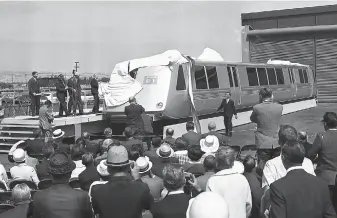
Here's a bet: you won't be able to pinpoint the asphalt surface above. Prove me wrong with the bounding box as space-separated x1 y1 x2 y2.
0 103 335 170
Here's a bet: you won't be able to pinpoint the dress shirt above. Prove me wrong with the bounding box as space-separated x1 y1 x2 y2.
0 164 8 184
262 155 315 188
10 163 40 185
173 150 207 165
71 160 86 178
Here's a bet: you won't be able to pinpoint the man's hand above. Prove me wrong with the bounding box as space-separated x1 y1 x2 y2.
33 93 36 96
187 174 202 192
263 209 270 218
235 115 238 119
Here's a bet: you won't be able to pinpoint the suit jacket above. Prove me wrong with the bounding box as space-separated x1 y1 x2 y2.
90 78 99 95
24 138 45 157
39 106 54 130
270 169 336 218
91 176 153 218
78 164 100 191
0 201 32 218
36 158 51 180
124 104 145 130
67 76 82 96
202 131 228 145
83 139 101 157
217 98 237 118
182 131 202 146
308 130 337 185
150 193 190 218
33 183 92 218
244 172 263 218
250 101 283 149
55 78 67 98
162 136 176 146
28 77 40 95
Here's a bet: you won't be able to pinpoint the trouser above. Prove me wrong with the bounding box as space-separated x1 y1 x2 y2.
328 176 337 213
57 94 68 116
68 93 83 115
224 115 233 136
92 93 99 113
30 95 41 116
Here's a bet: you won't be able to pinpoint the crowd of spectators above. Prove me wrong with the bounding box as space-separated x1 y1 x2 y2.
0 89 337 218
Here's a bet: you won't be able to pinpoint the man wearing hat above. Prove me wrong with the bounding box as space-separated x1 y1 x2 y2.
55 73 69 117
90 145 153 218
10 148 40 186
151 142 179 178
136 156 164 201
52 129 69 153
67 69 84 116
33 151 92 218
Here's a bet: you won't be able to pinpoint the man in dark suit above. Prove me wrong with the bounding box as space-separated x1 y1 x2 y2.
182 121 202 146
250 88 283 165
28 71 41 117
268 141 336 218
55 74 69 117
124 97 145 135
163 128 176 146
33 151 93 218
78 153 100 191
217 93 237 137
298 131 312 157
67 70 84 115
202 121 228 145
90 74 100 113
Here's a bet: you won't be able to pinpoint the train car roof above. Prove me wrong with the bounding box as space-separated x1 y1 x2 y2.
191 59 310 68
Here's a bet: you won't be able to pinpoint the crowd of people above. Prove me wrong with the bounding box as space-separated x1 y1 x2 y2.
0 88 336 218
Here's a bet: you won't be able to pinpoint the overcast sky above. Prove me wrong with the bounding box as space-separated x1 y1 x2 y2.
0 1 334 74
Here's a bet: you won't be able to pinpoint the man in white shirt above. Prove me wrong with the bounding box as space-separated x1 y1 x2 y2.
262 125 315 188
206 146 252 218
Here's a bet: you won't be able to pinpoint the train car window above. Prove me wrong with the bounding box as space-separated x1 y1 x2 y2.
246 67 259 86
205 66 219 89
176 65 186 90
275 68 284 84
267 68 277 85
194 65 208 89
227 67 234 87
298 69 304 83
303 69 309 83
257 68 268 86
232 67 239 87
288 68 295 83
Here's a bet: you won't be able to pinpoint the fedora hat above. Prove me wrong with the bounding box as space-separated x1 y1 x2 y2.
136 156 153 174
52 129 65 139
200 135 219 153
48 151 76 175
156 143 174 158
103 145 131 167
97 160 109 177
13 148 26 163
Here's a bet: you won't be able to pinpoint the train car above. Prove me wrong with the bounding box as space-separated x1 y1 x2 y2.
104 56 317 135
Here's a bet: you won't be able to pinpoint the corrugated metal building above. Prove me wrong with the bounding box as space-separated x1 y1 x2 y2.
241 4 337 103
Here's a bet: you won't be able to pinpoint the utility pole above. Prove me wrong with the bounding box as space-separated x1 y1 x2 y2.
74 62 80 72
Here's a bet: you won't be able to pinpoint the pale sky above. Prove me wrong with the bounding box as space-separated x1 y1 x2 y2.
0 1 335 74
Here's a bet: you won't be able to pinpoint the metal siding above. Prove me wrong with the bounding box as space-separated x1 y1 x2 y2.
278 15 316 28
315 38 337 103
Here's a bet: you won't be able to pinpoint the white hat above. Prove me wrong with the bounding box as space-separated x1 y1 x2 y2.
233 161 244 174
13 148 26 163
136 156 153 174
52 129 65 140
200 135 219 153
156 143 174 158
97 160 109 177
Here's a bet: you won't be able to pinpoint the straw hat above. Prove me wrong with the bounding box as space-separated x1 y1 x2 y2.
200 135 219 153
156 143 174 158
136 156 153 174
48 151 76 175
13 148 26 163
97 160 109 177
52 129 65 140
103 145 131 167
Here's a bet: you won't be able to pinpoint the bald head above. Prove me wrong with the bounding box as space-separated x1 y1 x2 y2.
208 121 216 131
129 97 136 104
298 131 307 142
82 132 90 139
166 128 174 136
188 192 229 218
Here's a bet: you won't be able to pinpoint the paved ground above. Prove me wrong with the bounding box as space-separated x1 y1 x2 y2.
1 103 336 170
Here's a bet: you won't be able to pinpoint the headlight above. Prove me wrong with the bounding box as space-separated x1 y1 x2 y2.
156 102 163 109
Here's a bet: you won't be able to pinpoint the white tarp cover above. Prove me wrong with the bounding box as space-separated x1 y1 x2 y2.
267 59 307 66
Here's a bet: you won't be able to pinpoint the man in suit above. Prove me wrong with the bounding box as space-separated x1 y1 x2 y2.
124 97 145 135
268 140 336 218
90 74 100 113
163 128 176 146
250 88 283 165
217 93 237 137
78 153 100 191
202 121 228 145
182 121 202 146
67 70 84 115
33 151 93 218
28 71 41 116
39 100 54 142
55 74 69 117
